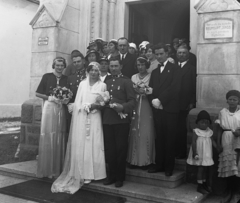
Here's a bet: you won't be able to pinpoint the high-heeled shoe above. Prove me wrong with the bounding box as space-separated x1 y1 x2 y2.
84 179 91 184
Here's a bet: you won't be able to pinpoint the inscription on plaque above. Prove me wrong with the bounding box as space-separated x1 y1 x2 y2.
204 19 233 39
38 37 48 46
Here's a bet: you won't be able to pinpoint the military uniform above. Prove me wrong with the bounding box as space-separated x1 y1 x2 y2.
102 74 135 183
67 68 86 103
66 68 86 132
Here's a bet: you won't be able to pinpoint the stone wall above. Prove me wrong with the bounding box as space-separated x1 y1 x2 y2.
20 99 42 156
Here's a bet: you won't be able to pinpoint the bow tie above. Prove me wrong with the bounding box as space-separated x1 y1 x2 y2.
159 63 164 67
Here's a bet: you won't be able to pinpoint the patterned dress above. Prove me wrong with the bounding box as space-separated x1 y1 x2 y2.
217 108 240 177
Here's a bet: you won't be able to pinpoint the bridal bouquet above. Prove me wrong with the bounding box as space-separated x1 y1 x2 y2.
50 86 73 104
133 81 152 95
83 91 110 114
51 86 73 100
95 91 110 106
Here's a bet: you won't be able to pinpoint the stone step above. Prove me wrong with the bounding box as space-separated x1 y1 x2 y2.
0 161 209 203
126 167 185 188
175 159 187 171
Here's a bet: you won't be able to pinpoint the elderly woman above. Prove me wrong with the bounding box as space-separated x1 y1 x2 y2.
51 62 107 194
36 57 68 178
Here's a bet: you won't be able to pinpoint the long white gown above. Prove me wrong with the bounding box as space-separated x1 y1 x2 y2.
51 77 107 194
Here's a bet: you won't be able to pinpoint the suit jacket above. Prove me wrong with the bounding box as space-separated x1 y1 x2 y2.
148 61 181 113
102 75 136 125
121 53 137 79
179 61 196 110
175 52 197 68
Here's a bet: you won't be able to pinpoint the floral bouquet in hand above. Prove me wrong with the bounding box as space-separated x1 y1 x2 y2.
133 81 152 95
51 86 73 104
95 91 110 106
83 91 110 114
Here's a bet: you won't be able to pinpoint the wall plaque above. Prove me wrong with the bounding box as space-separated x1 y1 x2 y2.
38 37 48 45
204 19 233 39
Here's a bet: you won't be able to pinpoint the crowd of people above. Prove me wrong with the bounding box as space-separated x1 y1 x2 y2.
35 36 240 202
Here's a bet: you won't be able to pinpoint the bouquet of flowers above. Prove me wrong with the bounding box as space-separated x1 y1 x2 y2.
83 91 110 114
95 91 110 106
51 86 73 103
133 81 152 95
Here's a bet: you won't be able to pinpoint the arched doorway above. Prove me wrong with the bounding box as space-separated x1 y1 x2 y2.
128 0 190 47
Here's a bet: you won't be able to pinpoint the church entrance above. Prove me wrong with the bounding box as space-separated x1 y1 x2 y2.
128 0 190 47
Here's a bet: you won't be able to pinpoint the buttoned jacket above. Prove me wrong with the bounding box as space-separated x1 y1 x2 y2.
102 75 136 124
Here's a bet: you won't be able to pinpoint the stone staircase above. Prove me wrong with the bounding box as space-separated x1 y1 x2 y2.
0 160 209 203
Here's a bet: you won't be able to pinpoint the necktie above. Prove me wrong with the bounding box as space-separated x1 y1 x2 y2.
122 54 124 60
179 63 182 68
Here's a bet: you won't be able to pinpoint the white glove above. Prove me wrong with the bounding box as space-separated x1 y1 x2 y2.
48 96 60 104
67 103 74 113
152 98 161 109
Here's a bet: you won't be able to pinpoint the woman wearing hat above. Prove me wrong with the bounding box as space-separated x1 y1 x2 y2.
129 42 138 56
52 62 107 194
85 49 100 66
107 39 119 60
87 39 104 57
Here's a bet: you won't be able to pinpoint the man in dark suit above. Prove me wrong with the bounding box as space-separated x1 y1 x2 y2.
102 56 135 188
175 44 197 159
175 39 197 68
148 43 181 176
66 52 86 132
117 37 137 78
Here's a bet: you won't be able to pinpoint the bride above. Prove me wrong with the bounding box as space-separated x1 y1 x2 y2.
51 62 107 194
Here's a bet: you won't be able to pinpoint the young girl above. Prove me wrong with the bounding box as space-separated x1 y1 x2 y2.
187 110 216 194
216 90 240 202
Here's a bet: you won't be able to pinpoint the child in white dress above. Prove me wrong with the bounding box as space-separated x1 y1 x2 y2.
216 90 240 203
187 110 216 194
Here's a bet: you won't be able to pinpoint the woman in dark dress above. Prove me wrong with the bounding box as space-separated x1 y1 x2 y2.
36 57 68 178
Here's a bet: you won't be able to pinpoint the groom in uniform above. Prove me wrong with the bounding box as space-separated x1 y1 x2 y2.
102 56 135 188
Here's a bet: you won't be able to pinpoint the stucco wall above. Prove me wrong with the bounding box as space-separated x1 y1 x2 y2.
0 0 38 118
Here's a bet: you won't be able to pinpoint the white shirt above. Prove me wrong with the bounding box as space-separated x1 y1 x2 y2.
100 73 111 82
160 60 168 73
120 53 127 60
178 60 188 68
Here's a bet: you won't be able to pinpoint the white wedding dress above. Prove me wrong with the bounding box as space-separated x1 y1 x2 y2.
51 77 107 194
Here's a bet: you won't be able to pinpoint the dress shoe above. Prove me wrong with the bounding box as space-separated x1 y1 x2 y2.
165 171 173 176
202 182 212 193
103 178 116 185
128 164 138 169
115 181 123 188
148 168 164 173
197 184 209 194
